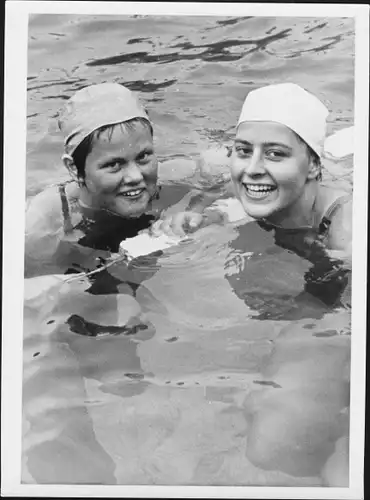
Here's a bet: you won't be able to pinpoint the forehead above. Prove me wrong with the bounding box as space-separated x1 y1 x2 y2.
91 124 153 152
236 121 301 147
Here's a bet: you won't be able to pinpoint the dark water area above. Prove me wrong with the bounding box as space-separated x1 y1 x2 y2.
23 15 353 486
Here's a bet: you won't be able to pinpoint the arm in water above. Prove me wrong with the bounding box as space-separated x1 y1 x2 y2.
153 146 241 237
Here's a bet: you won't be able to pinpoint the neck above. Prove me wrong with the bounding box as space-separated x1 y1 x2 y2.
264 181 319 229
79 186 99 211
75 187 117 226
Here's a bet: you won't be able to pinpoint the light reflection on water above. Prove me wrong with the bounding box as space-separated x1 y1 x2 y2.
23 15 353 486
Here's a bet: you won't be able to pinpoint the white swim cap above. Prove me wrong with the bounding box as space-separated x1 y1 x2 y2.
237 83 329 158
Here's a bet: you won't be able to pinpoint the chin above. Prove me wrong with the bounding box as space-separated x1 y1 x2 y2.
114 195 151 218
118 206 148 219
237 191 282 220
238 199 271 220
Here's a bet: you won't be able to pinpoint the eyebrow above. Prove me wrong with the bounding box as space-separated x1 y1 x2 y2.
99 156 124 166
98 146 154 167
234 139 293 150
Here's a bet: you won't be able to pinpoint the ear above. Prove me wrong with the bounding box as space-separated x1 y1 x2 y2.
62 154 79 182
307 156 321 181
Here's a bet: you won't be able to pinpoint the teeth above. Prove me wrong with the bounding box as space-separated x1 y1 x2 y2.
122 189 143 197
246 184 275 192
244 184 276 199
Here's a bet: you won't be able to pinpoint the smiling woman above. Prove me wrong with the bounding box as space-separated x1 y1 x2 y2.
230 83 352 255
24 83 199 278
232 122 317 214
67 119 158 219
161 83 352 259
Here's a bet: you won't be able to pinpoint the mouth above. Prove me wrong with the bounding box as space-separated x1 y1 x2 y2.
243 183 277 200
118 188 146 200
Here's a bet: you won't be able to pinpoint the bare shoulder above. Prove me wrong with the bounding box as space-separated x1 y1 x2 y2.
326 195 353 252
25 185 64 234
26 184 61 211
26 182 79 232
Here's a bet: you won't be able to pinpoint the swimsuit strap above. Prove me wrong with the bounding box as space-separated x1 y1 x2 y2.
58 183 74 234
318 194 351 236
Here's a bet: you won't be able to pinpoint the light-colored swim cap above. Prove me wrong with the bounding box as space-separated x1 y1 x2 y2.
237 83 329 157
58 82 151 156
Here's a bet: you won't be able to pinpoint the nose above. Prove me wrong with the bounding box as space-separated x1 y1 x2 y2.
243 149 265 177
123 162 144 184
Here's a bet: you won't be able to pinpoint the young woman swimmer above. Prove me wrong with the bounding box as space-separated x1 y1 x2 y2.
158 83 352 258
24 83 210 278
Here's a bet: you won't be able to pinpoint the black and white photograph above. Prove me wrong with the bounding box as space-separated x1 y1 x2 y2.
2 2 369 498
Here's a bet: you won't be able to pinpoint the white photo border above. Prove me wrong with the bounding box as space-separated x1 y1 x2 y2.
2 2 369 498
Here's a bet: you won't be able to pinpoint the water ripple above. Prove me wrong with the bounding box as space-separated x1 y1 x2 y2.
121 78 177 93
85 29 292 67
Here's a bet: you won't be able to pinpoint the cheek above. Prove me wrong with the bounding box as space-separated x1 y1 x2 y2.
270 154 310 185
143 160 159 183
275 167 308 191
85 170 120 193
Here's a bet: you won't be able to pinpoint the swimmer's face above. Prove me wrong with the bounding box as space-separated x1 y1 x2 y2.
230 121 318 222
82 123 158 218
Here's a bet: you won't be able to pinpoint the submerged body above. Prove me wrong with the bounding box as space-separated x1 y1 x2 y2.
151 83 352 484
23 220 350 486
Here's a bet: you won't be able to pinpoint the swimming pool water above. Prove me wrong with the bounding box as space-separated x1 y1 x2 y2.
23 14 353 486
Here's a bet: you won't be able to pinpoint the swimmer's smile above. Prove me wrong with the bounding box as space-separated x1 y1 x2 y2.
118 187 147 200
243 183 277 201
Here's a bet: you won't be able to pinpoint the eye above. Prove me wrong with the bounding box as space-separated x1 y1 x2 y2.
137 149 153 164
103 161 121 172
265 149 287 161
235 145 252 158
